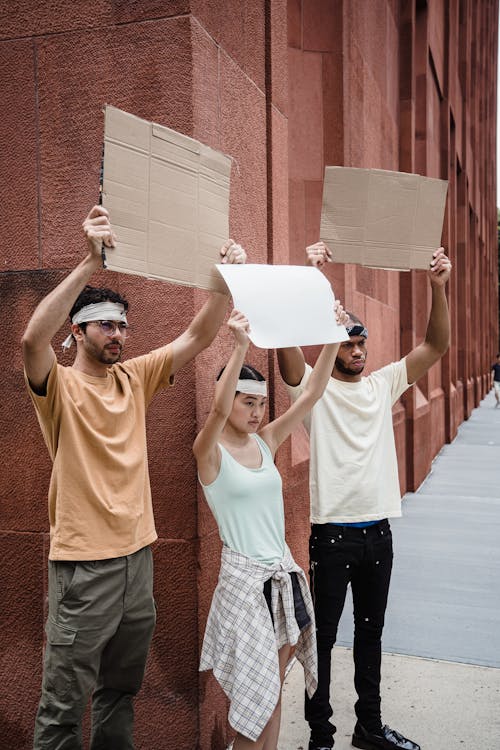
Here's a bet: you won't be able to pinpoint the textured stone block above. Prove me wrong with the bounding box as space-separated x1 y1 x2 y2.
322 52 344 166
288 178 306 265
135 538 199 749
0 533 45 750
113 0 190 24
288 48 323 180
270 0 288 115
192 0 266 92
282 479 311 573
0 271 68 533
36 17 194 269
271 108 290 263
304 178 323 246
192 18 221 149
288 0 302 50
303 0 341 53
197 532 230 750
349 0 389 100
0 1 111 39
220 51 267 260
0 41 39 272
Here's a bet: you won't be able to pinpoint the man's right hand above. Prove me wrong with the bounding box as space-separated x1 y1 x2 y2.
83 205 116 259
219 238 247 264
306 240 332 268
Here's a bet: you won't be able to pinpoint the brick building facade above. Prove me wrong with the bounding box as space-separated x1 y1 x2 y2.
0 1 497 748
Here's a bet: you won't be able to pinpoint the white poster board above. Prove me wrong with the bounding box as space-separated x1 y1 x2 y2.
217 264 348 348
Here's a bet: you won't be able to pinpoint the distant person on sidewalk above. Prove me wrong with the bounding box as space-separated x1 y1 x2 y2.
491 353 500 407
22 205 246 750
277 241 452 750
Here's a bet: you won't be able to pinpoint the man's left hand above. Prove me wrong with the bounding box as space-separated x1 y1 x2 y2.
428 247 452 286
306 241 332 268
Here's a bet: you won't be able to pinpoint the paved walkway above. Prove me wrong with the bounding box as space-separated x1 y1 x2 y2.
279 390 500 750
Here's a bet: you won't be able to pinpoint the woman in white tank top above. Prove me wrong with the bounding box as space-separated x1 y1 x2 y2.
194 304 348 750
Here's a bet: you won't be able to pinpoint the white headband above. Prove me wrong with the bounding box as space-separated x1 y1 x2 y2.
236 379 267 396
62 301 128 349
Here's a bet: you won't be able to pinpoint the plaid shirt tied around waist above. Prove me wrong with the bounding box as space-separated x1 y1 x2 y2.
200 544 317 741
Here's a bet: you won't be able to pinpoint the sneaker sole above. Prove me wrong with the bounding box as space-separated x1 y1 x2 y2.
352 735 384 750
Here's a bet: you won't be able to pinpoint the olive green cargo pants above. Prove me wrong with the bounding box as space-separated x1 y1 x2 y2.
33 546 156 750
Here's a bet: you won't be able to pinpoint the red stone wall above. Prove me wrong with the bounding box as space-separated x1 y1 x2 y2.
0 2 497 749
286 0 498 493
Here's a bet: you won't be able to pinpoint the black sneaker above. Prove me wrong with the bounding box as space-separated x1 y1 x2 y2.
352 722 420 750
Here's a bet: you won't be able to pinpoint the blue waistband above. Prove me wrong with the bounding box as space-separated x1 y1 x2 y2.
327 520 382 528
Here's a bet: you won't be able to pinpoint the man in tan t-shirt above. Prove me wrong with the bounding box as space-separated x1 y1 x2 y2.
278 242 452 750
22 205 246 750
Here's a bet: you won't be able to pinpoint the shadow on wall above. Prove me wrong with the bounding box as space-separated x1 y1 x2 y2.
211 717 229 750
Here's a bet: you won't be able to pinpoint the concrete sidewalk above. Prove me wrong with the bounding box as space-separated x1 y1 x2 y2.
278 390 500 750
278 648 500 749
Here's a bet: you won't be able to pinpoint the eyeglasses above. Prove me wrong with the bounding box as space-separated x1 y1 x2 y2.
89 320 130 338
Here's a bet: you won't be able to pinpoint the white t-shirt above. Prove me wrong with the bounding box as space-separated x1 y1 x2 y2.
287 359 411 523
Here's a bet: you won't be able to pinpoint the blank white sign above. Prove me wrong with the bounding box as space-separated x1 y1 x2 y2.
216 264 348 349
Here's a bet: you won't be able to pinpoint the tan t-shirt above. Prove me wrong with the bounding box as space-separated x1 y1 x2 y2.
25 345 173 560
287 359 410 523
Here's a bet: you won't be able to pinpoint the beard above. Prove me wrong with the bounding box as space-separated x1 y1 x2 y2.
335 355 365 376
99 347 122 365
84 337 123 365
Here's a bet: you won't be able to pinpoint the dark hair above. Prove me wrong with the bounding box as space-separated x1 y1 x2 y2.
217 364 265 392
68 286 129 338
69 286 129 321
345 310 365 328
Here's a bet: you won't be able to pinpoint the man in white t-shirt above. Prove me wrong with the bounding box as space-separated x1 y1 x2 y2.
277 242 452 750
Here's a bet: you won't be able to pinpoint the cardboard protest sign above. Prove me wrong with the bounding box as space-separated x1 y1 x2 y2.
216 264 348 348
101 105 231 293
320 167 448 270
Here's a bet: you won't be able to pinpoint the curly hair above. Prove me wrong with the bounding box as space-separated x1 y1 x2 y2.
67 286 129 341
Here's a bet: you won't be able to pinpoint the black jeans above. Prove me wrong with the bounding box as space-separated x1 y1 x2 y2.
305 520 393 748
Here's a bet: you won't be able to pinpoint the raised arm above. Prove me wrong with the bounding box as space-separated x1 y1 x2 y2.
22 206 116 391
170 240 246 376
276 240 332 387
405 247 452 384
262 303 348 456
277 346 306 387
193 310 250 483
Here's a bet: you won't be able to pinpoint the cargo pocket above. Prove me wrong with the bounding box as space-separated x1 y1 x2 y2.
43 619 77 700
